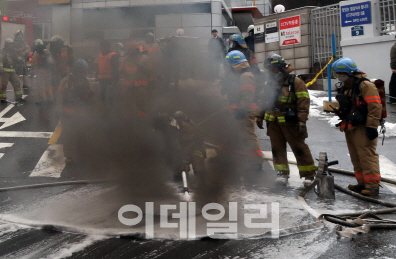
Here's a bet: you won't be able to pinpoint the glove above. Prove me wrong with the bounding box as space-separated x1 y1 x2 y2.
234 108 248 120
179 163 190 173
298 122 307 134
256 117 264 129
366 127 378 140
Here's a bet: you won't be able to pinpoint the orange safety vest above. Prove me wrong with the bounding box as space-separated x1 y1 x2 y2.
98 52 116 79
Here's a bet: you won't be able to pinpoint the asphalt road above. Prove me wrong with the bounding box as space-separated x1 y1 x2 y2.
1 82 396 258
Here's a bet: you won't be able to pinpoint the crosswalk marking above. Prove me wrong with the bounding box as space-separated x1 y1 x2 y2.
0 132 52 138
29 144 66 178
0 143 13 149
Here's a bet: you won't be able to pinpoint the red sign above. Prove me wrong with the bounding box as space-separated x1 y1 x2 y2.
279 15 301 46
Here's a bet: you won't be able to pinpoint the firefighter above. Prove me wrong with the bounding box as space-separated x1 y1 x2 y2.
140 32 162 91
47 35 74 99
332 58 382 196
245 25 255 52
57 59 94 164
31 39 55 104
227 34 259 74
115 43 126 64
224 50 264 170
98 40 119 104
259 54 316 185
173 111 206 179
119 42 150 118
14 30 31 90
152 113 181 173
0 39 24 103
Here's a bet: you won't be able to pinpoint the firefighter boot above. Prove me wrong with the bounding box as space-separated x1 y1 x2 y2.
348 184 365 193
361 188 379 196
303 177 315 188
276 171 289 185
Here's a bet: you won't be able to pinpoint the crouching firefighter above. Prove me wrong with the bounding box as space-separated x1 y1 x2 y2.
332 58 382 196
258 54 316 185
173 111 206 180
225 50 264 170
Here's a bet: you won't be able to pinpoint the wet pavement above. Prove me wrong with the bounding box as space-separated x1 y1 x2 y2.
1 82 396 258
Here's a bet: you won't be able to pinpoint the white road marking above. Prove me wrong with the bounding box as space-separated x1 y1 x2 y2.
30 144 66 178
0 132 52 138
0 104 15 117
0 143 14 149
0 112 26 130
0 154 4 160
379 155 396 181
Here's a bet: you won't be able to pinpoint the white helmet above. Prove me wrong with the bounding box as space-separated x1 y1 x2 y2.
248 25 254 32
35 39 44 46
274 4 285 13
5 38 14 45
176 28 184 36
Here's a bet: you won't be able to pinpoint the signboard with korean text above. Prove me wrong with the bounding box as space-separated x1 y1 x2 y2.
254 24 265 43
279 15 301 46
341 1 371 27
265 22 279 43
38 0 70 4
351 25 364 36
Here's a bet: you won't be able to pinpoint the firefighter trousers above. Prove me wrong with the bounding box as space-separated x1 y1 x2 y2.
239 112 264 164
267 121 316 177
135 86 148 117
345 125 380 189
0 72 22 100
35 70 53 102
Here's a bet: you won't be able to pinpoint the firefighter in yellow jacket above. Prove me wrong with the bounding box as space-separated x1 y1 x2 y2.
225 50 264 169
57 59 94 164
332 58 382 196
120 42 151 118
0 39 23 103
140 33 162 86
31 39 55 103
258 54 316 185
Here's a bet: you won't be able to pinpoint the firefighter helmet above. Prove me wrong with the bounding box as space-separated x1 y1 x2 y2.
35 39 44 46
72 59 88 73
51 35 64 43
173 111 189 122
230 34 246 45
176 28 184 36
15 30 24 36
226 50 248 66
331 57 360 76
4 38 14 45
248 25 255 32
264 54 287 69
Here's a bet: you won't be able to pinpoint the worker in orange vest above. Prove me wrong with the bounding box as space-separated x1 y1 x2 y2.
98 40 119 104
140 33 162 91
120 42 151 118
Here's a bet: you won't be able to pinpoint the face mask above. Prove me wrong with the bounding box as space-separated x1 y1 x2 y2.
275 71 285 81
337 74 350 82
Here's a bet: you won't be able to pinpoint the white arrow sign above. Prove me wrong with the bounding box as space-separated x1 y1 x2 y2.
0 104 26 130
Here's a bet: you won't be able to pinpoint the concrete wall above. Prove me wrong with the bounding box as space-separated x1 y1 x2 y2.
340 0 394 85
254 7 315 75
52 5 71 45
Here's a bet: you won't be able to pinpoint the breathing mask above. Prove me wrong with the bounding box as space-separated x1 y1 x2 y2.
336 74 350 82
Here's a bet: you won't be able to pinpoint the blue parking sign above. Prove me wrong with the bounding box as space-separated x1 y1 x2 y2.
341 1 371 27
351 26 364 36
